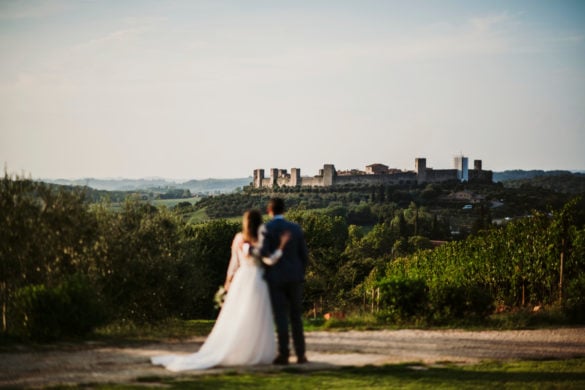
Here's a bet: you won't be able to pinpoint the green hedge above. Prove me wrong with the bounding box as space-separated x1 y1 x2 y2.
564 274 585 323
428 284 494 324
376 276 428 323
11 275 105 341
375 276 494 324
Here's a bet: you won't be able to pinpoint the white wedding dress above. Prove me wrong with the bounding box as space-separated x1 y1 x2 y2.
151 233 277 371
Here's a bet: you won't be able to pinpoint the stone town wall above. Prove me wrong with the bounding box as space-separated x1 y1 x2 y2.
423 169 459 183
300 176 325 187
335 172 417 186
253 159 492 188
260 175 328 187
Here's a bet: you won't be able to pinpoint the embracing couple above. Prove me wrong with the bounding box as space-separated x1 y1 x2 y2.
152 197 309 371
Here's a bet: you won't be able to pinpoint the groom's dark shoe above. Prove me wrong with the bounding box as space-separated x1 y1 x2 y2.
273 355 289 365
297 355 308 364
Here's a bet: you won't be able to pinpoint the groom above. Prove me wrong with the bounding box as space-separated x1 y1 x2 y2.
252 197 309 365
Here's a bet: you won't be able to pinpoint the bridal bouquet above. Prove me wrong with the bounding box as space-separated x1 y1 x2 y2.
214 286 226 309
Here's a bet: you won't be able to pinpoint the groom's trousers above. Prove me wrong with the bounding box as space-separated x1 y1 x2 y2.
269 281 305 359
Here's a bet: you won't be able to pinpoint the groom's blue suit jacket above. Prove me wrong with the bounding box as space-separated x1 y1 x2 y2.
259 217 309 285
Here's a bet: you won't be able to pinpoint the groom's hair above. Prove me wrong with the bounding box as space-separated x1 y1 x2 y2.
268 197 285 215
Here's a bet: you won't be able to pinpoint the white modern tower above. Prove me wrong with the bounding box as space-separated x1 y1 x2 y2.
454 155 469 182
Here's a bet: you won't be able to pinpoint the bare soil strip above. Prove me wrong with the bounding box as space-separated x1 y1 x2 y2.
1 328 584 388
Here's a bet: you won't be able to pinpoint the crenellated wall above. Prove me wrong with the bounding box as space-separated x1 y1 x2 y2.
335 172 417 186
423 169 459 183
252 158 492 188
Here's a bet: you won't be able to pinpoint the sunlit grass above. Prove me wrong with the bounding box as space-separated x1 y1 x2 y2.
304 313 386 331
303 308 579 332
151 196 201 208
94 319 215 343
92 359 585 389
91 307 580 344
185 207 210 223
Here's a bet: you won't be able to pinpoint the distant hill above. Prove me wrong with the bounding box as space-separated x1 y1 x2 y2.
45 178 171 191
42 171 585 195
493 170 573 182
181 178 252 193
43 177 252 194
494 171 585 195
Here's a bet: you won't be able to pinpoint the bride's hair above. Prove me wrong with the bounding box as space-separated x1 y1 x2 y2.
242 209 263 243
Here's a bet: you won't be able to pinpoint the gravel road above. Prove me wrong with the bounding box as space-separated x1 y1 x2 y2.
1 328 584 388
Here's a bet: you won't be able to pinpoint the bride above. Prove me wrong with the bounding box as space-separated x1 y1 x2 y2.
151 209 289 371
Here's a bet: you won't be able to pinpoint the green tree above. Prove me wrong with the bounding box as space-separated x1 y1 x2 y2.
0 175 98 334
287 210 349 313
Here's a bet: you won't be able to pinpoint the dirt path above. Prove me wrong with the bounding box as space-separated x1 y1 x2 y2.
1 328 584 388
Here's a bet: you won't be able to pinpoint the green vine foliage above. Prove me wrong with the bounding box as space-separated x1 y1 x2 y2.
380 199 584 323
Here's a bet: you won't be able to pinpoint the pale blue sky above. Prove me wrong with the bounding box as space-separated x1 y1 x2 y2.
1 0 584 179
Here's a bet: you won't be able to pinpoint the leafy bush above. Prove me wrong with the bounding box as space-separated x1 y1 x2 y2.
12 274 105 341
564 274 585 323
428 284 494 324
173 219 240 319
376 276 428 323
93 203 241 323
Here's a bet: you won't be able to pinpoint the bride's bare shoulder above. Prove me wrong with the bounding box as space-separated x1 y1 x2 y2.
232 232 244 247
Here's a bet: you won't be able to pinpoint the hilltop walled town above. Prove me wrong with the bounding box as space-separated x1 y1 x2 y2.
253 157 493 188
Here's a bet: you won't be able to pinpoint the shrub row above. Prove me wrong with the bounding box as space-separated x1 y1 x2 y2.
11 274 105 341
376 276 494 325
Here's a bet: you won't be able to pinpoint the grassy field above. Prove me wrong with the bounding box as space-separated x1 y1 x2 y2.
185 207 210 224
94 319 216 343
89 359 585 389
151 196 201 208
91 307 577 345
105 197 201 213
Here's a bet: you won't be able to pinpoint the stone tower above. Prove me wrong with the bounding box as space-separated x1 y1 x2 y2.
323 164 336 186
415 158 427 183
291 168 301 186
253 169 264 188
269 168 278 187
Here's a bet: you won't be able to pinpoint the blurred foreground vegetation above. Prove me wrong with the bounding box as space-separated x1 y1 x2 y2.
1 173 584 342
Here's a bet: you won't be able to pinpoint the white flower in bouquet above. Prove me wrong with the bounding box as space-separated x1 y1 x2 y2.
214 286 226 309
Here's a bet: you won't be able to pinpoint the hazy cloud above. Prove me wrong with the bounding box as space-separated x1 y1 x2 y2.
0 0 68 20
